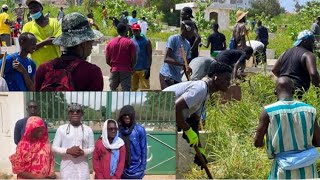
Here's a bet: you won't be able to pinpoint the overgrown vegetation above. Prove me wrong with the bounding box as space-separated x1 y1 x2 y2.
184 74 320 179
247 0 285 18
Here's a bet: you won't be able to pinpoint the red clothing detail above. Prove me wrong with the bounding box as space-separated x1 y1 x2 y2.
9 116 55 179
13 23 20 37
93 139 126 179
35 57 103 91
105 36 136 72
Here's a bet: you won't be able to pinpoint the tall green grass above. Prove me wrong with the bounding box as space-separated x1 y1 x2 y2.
184 74 320 179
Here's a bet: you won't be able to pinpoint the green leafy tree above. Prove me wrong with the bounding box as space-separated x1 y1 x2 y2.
143 92 175 125
287 1 320 41
194 0 212 30
294 0 303 12
146 0 184 26
247 0 285 18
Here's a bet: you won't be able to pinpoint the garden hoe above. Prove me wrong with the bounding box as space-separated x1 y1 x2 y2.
181 45 190 81
181 45 205 129
246 33 257 67
194 146 213 179
181 45 213 178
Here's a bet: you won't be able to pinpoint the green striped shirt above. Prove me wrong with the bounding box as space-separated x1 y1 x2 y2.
264 100 318 179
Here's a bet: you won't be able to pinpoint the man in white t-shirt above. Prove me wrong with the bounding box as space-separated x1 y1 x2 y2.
189 56 216 81
246 40 265 64
138 17 148 36
163 62 232 169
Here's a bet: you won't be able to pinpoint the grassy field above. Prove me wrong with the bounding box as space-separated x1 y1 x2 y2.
183 74 320 179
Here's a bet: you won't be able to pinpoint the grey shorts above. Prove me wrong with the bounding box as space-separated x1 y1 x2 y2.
109 71 132 91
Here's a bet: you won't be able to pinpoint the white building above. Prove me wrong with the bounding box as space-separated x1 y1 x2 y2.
0 93 25 174
176 0 252 30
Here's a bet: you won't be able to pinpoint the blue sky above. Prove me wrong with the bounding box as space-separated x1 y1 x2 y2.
280 0 311 12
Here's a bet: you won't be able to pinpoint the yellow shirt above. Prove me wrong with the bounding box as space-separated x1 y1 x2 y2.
22 18 62 66
0 12 11 34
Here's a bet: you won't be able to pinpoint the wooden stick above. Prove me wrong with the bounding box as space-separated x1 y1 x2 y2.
181 45 190 81
194 146 213 179
246 34 257 67
181 45 212 178
0 52 7 77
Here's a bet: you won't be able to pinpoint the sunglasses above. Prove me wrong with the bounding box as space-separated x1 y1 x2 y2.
69 110 82 114
107 127 118 131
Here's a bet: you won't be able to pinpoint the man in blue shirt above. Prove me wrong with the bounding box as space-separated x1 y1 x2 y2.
0 32 37 91
131 23 152 91
118 105 147 179
159 20 194 90
128 10 138 26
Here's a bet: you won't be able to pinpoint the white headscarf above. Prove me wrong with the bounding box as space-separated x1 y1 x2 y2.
102 119 124 149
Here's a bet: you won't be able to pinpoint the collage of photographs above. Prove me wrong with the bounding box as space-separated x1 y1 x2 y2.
0 0 320 179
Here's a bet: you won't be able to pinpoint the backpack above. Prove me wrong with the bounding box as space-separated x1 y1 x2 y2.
229 36 236 49
230 24 241 49
40 58 82 91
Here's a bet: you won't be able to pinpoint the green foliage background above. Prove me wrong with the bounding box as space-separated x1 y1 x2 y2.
184 74 320 179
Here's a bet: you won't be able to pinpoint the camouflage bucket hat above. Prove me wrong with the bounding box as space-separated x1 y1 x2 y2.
53 12 103 47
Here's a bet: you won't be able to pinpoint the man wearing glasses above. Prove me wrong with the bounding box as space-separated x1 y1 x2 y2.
159 20 195 89
52 103 94 179
14 100 47 145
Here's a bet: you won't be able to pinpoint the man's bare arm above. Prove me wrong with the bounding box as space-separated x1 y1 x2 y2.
304 52 320 87
254 109 270 147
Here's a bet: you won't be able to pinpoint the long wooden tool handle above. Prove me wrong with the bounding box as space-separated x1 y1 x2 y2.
181 45 190 81
194 146 213 179
0 52 7 77
246 34 257 67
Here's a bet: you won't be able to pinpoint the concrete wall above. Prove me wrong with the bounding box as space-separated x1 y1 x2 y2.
89 43 165 91
0 93 25 173
204 9 231 30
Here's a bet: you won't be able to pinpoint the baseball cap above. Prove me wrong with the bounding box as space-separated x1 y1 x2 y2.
132 23 141 30
182 7 194 18
293 30 314 47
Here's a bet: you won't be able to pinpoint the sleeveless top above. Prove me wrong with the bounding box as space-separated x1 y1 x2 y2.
279 46 310 91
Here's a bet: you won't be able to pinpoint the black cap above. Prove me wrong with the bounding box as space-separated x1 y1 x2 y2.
182 7 194 18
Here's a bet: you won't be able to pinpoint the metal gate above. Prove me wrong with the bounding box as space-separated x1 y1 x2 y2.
26 92 176 175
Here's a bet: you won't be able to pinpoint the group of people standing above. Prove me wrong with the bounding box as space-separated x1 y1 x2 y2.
0 0 104 91
0 0 155 92
10 101 147 179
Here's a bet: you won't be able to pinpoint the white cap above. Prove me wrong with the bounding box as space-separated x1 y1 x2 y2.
2 4 8 9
